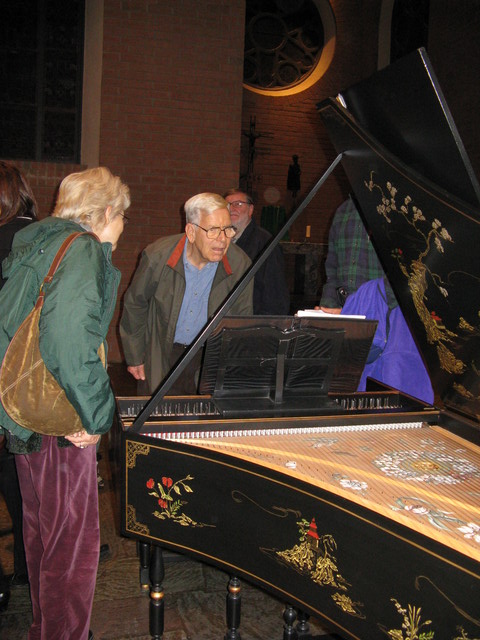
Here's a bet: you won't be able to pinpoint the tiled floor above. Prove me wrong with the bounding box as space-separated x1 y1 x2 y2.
0 365 342 639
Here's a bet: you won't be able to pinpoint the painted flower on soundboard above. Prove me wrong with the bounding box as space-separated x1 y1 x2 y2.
403 503 428 515
372 449 480 485
458 522 480 544
332 473 368 494
391 496 464 530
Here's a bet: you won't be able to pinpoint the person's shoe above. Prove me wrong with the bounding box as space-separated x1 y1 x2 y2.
88 631 94 640
97 471 105 489
7 572 29 587
0 588 10 613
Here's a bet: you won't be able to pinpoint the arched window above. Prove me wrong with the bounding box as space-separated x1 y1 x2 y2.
0 0 85 162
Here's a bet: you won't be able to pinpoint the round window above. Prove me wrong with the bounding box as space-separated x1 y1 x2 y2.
243 0 336 96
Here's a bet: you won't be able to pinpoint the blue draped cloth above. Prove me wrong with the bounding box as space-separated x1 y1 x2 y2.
342 277 434 404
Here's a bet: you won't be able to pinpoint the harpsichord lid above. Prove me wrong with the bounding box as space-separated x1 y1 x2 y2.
318 48 480 423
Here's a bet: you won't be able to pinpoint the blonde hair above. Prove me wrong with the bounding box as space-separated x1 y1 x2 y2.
184 192 228 225
53 167 130 230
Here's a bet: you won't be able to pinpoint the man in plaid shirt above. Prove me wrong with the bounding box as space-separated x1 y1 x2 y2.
319 197 385 313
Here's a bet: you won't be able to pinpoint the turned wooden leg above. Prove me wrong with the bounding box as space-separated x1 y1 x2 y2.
283 604 298 640
224 575 241 640
137 540 151 590
296 610 310 637
149 544 165 640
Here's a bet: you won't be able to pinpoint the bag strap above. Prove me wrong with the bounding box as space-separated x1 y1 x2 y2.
35 232 97 310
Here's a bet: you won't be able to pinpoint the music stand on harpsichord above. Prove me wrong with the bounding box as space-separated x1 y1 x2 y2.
197 315 378 417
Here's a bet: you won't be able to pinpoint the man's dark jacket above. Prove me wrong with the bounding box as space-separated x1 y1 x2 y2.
235 218 290 315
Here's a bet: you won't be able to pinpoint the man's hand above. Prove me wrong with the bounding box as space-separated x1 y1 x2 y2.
314 305 342 314
319 306 342 314
127 364 146 380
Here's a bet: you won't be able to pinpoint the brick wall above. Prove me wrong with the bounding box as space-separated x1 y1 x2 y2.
98 0 247 360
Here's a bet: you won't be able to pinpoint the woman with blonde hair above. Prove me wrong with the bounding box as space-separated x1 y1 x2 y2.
0 166 130 640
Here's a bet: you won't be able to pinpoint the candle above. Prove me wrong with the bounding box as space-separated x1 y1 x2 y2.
306 225 311 238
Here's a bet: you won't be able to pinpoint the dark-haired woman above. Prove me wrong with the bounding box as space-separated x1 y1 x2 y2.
0 160 37 611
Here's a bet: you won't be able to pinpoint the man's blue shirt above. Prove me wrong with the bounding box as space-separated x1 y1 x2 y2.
174 242 218 344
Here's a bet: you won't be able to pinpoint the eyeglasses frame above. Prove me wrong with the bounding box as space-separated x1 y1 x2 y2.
190 222 237 239
227 200 253 209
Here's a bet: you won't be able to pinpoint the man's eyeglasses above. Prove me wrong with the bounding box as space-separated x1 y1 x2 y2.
119 212 130 224
191 223 237 239
228 200 251 209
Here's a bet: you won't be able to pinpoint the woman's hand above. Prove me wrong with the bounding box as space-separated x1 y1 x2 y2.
65 431 100 449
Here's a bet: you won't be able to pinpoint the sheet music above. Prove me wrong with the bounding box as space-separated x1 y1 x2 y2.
296 309 366 319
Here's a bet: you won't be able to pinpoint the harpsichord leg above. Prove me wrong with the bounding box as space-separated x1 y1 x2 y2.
296 610 310 637
283 604 298 639
149 544 165 640
137 540 151 590
224 575 241 639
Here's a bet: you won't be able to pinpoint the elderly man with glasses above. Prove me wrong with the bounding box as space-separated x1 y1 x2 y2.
120 192 253 395
224 188 290 315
